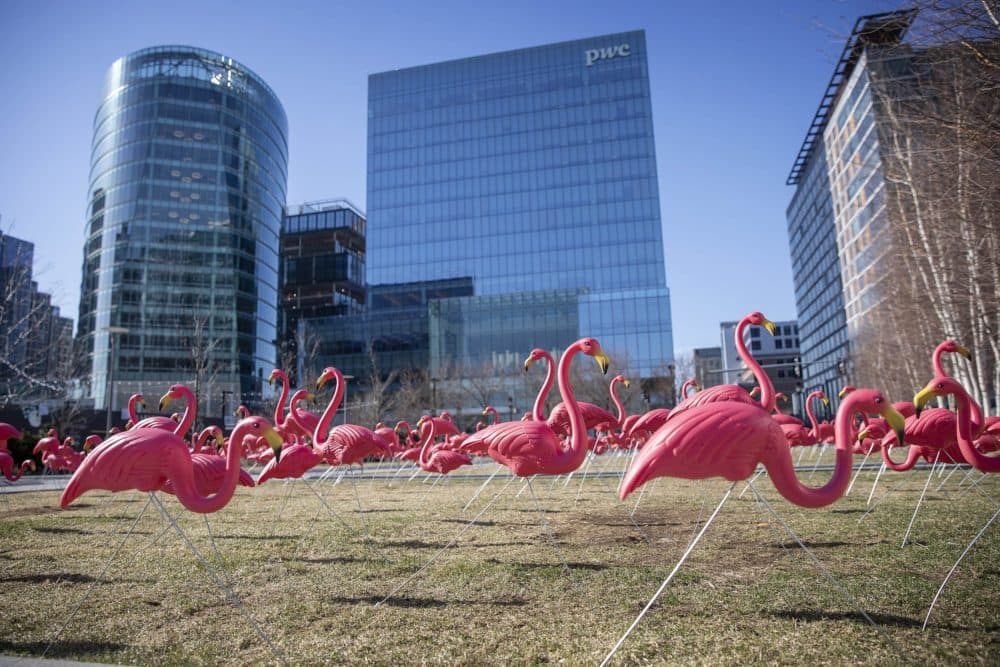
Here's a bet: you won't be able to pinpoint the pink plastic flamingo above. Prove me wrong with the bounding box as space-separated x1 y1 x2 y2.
313 367 392 466
620 387 905 509
415 418 472 474
61 416 280 513
913 375 998 473
456 338 610 477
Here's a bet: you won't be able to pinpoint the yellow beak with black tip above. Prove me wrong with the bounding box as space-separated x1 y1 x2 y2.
857 428 870 442
821 396 830 406
913 385 937 419
159 393 175 412
594 351 610 375
316 374 330 391
956 344 971 360
524 356 535 372
622 378 631 388
761 318 777 336
883 405 907 448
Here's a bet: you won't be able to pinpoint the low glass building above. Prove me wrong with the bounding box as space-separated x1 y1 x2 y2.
77 46 288 412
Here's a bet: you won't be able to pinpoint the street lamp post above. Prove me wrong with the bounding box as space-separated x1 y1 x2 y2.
104 326 130 435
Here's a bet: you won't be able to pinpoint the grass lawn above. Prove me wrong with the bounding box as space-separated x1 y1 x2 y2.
1 454 997 665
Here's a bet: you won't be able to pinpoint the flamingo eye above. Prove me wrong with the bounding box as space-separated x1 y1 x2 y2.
874 397 882 404
936 383 944 389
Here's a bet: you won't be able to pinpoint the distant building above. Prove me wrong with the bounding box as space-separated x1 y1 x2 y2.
692 347 722 391
0 231 72 399
75 46 289 412
279 200 366 382
720 319 802 413
363 30 675 408
786 9 999 410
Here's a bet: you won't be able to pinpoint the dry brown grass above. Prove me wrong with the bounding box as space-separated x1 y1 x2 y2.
1 455 998 666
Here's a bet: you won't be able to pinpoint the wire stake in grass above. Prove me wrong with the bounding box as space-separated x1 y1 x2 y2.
599 482 734 667
866 462 887 506
923 504 1000 631
463 466 502 512
845 450 873 496
747 482 905 659
902 451 940 548
374 476 515 608
526 477 571 576
43 493 153 658
149 493 290 667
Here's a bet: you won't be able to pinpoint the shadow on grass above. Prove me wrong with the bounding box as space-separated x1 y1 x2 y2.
1 572 154 585
380 539 448 549
291 555 368 565
214 534 298 541
439 518 496 526
0 639 127 657
830 508 868 514
769 540 850 549
329 595 527 608
31 526 93 535
768 608 999 632
484 557 608 571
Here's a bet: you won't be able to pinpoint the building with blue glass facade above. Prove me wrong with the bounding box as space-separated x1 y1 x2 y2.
365 31 674 398
77 46 288 412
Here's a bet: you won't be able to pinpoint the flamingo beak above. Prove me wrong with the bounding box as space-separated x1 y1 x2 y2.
316 374 329 391
158 393 175 412
956 344 971 360
857 428 870 442
623 379 631 388
693 380 701 390
139 398 147 409
262 427 283 462
762 319 777 336
838 388 848 399
523 356 535 372
913 385 935 419
594 351 610 375
882 406 906 448
822 397 830 406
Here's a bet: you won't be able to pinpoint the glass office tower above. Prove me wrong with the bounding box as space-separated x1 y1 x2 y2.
77 46 288 411
367 31 673 381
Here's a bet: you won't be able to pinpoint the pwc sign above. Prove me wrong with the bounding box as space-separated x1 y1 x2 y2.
585 43 631 66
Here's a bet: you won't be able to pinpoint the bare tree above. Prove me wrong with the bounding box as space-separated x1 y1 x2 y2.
852 3 1000 409
0 228 70 406
350 345 400 427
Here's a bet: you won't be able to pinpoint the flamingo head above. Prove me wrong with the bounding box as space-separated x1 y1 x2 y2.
749 386 760 399
913 375 966 419
576 337 610 374
523 348 548 372
0 423 21 442
439 412 452 421
838 385 856 400
614 375 630 388
237 416 284 462
745 312 777 336
159 384 188 411
776 393 789 404
316 366 341 391
938 340 972 360
267 368 284 386
845 389 905 447
84 435 102 451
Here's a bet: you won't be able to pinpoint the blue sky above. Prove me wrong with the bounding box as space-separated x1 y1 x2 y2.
0 0 889 355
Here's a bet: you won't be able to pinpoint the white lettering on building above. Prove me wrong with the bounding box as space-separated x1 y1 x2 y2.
585 43 631 66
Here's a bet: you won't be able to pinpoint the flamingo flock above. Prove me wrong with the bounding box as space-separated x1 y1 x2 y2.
1 310 997 663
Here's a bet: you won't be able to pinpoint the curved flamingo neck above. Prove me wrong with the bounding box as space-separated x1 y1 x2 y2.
805 391 823 432
127 395 142 423
417 421 436 467
953 386 999 472
531 351 556 422
272 370 290 425
175 419 253 513
680 379 697 398
314 370 345 443
172 386 196 438
484 406 498 425
736 318 775 413
764 392 859 508
286 390 312 438
610 377 627 426
554 342 587 467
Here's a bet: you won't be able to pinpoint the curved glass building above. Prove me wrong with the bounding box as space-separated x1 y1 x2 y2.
77 46 288 413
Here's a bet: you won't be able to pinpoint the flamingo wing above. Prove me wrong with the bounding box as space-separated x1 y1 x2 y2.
621 402 779 498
